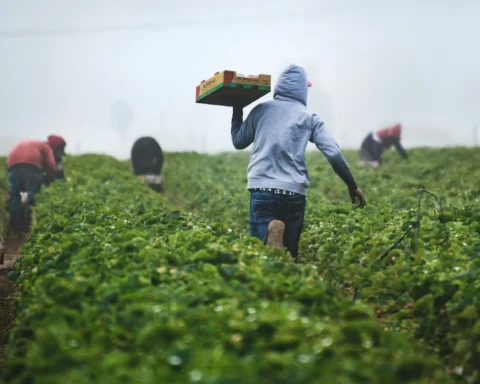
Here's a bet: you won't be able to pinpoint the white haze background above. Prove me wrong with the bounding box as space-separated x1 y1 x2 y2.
1 0 479 158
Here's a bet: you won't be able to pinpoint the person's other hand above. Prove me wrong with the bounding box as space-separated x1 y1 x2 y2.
349 188 366 208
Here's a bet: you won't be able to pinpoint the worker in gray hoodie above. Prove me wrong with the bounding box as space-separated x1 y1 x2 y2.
231 63 366 261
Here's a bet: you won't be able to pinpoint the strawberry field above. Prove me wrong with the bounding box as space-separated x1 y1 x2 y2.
1 148 479 383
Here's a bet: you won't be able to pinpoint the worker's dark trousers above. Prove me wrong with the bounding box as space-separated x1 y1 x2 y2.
7 165 43 231
249 190 306 261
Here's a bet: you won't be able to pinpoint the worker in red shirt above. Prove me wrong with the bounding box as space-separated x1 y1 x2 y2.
359 124 408 168
6 136 62 231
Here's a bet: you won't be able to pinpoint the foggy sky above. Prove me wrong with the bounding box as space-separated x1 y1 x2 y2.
1 0 479 158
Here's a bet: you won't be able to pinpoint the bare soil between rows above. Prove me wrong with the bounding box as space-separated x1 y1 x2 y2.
0 232 28 372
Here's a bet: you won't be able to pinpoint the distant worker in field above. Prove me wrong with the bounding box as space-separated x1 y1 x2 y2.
359 124 408 168
6 137 61 231
131 136 164 193
230 63 366 262
47 135 67 180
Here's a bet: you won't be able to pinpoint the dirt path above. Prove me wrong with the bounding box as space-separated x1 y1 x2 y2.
0 231 28 371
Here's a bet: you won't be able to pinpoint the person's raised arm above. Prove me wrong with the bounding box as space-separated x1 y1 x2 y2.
231 105 257 150
310 115 366 207
394 140 408 159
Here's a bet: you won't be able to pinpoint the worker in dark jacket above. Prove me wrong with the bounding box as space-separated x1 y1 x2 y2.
359 124 408 168
131 136 164 192
47 135 67 180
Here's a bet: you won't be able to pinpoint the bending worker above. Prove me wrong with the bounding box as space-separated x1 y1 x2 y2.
6 136 62 231
131 136 164 193
359 123 408 168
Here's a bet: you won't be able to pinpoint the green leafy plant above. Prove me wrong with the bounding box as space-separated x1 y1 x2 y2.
0 153 453 383
161 147 480 382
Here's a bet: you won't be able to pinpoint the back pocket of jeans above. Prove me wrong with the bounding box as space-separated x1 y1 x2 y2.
251 200 274 223
285 200 305 222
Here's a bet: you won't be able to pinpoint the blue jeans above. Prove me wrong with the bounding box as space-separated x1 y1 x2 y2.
8 166 43 231
249 190 306 261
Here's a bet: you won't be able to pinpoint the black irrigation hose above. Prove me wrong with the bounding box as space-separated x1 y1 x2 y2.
381 188 449 259
352 188 450 301
416 189 449 252
378 223 417 261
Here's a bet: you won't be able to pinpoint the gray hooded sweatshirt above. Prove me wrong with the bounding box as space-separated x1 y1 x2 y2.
231 64 357 196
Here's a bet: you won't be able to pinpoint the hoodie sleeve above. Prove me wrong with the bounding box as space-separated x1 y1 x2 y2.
310 115 358 191
231 106 256 150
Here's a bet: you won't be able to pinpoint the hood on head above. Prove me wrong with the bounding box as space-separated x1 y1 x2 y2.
274 64 309 106
391 124 401 138
47 135 67 155
386 124 401 139
377 124 402 141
